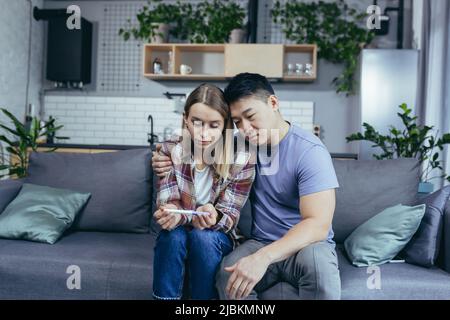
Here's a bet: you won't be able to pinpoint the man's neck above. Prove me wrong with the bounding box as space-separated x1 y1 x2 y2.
267 120 290 147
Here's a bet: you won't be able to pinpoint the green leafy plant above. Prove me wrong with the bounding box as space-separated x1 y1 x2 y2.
186 0 246 43
0 108 69 179
119 0 184 42
271 0 375 95
346 103 450 183
119 0 246 44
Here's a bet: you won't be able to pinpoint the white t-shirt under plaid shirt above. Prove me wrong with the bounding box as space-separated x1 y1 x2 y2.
194 165 213 206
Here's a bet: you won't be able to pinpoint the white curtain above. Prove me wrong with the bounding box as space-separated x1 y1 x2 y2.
416 0 450 188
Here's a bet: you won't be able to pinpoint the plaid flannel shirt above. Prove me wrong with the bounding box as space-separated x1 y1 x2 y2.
156 137 255 246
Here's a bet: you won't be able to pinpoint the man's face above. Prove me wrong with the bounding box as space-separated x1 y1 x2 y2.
230 96 279 146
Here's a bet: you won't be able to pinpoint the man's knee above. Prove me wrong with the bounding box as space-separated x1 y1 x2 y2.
215 240 264 299
216 250 238 285
293 241 341 300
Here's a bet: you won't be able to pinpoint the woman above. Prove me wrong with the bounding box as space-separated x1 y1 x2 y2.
152 84 255 300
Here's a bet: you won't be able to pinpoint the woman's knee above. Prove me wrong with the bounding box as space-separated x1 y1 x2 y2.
188 229 226 250
157 226 188 250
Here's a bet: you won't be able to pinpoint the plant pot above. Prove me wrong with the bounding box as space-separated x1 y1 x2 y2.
150 23 169 43
418 182 434 194
229 28 246 43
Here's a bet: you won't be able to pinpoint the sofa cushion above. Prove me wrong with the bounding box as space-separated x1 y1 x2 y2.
0 231 155 299
0 183 91 244
25 149 152 233
336 246 450 299
401 186 450 267
259 246 450 300
332 158 420 243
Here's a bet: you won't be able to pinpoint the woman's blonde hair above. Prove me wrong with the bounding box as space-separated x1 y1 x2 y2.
182 84 234 181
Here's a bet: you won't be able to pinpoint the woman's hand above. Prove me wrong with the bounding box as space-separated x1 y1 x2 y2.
152 144 173 177
192 203 218 230
154 203 181 230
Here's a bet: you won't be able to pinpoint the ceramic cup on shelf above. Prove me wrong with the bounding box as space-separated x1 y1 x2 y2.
180 64 192 75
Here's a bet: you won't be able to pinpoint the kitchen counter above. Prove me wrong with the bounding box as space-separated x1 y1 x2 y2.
37 143 152 150
40 143 357 159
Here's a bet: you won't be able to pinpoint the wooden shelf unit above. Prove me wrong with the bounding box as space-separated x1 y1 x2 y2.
143 44 317 82
282 44 317 81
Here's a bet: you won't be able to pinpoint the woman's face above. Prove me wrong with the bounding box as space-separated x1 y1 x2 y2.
184 103 225 149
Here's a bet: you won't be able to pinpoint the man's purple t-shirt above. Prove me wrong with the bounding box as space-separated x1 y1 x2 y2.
250 124 339 244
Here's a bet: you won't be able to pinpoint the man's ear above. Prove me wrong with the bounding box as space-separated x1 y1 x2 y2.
268 95 279 112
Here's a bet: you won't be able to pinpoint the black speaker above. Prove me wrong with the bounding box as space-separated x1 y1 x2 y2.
46 16 92 85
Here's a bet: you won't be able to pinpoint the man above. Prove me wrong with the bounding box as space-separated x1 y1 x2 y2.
152 73 341 300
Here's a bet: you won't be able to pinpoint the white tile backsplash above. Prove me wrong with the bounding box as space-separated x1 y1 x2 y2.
44 96 314 146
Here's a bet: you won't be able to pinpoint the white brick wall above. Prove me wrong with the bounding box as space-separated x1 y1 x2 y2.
44 95 314 146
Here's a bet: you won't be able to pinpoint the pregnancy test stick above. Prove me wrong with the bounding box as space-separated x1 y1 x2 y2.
165 209 210 216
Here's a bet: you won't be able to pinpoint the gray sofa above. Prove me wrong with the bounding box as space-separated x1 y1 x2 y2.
0 150 449 299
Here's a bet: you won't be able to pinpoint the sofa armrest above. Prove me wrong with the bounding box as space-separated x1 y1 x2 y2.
444 200 450 273
0 179 24 213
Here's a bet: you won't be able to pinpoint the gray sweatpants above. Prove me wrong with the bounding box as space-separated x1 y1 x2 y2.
216 239 341 300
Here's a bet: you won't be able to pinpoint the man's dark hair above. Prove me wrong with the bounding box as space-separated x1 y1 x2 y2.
224 73 275 105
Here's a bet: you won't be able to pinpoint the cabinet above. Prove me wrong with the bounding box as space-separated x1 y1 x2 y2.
143 44 317 82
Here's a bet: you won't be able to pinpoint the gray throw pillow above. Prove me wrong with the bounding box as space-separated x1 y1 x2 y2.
0 183 91 244
344 203 426 267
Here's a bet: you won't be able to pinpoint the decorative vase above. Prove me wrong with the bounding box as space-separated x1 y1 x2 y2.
151 23 169 43
229 28 246 43
418 182 434 194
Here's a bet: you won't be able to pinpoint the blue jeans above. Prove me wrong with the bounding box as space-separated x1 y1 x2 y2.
153 226 233 300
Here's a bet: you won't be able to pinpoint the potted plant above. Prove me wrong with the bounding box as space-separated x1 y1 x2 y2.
226 2 247 43
185 0 246 44
0 108 69 179
119 0 182 43
346 103 450 193
271 0 375 96
229 16 247 44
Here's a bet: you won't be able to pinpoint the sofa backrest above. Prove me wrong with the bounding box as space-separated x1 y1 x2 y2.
332 158 420 243
26 149 153 233
0 179 24 213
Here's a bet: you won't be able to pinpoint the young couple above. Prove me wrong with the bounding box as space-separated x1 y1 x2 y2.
152 73 341 300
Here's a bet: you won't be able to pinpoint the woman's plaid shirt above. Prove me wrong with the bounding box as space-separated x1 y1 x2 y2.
156 137 255 245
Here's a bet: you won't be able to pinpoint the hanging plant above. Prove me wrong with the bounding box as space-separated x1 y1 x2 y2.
271 0 375 96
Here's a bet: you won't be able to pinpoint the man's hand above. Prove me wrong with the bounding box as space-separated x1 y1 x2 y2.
224 253 270 300
152 144 172 177
192 203 218 230
154 203 181 230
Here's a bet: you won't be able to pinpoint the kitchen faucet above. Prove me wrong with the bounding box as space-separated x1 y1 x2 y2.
147 114 158 148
